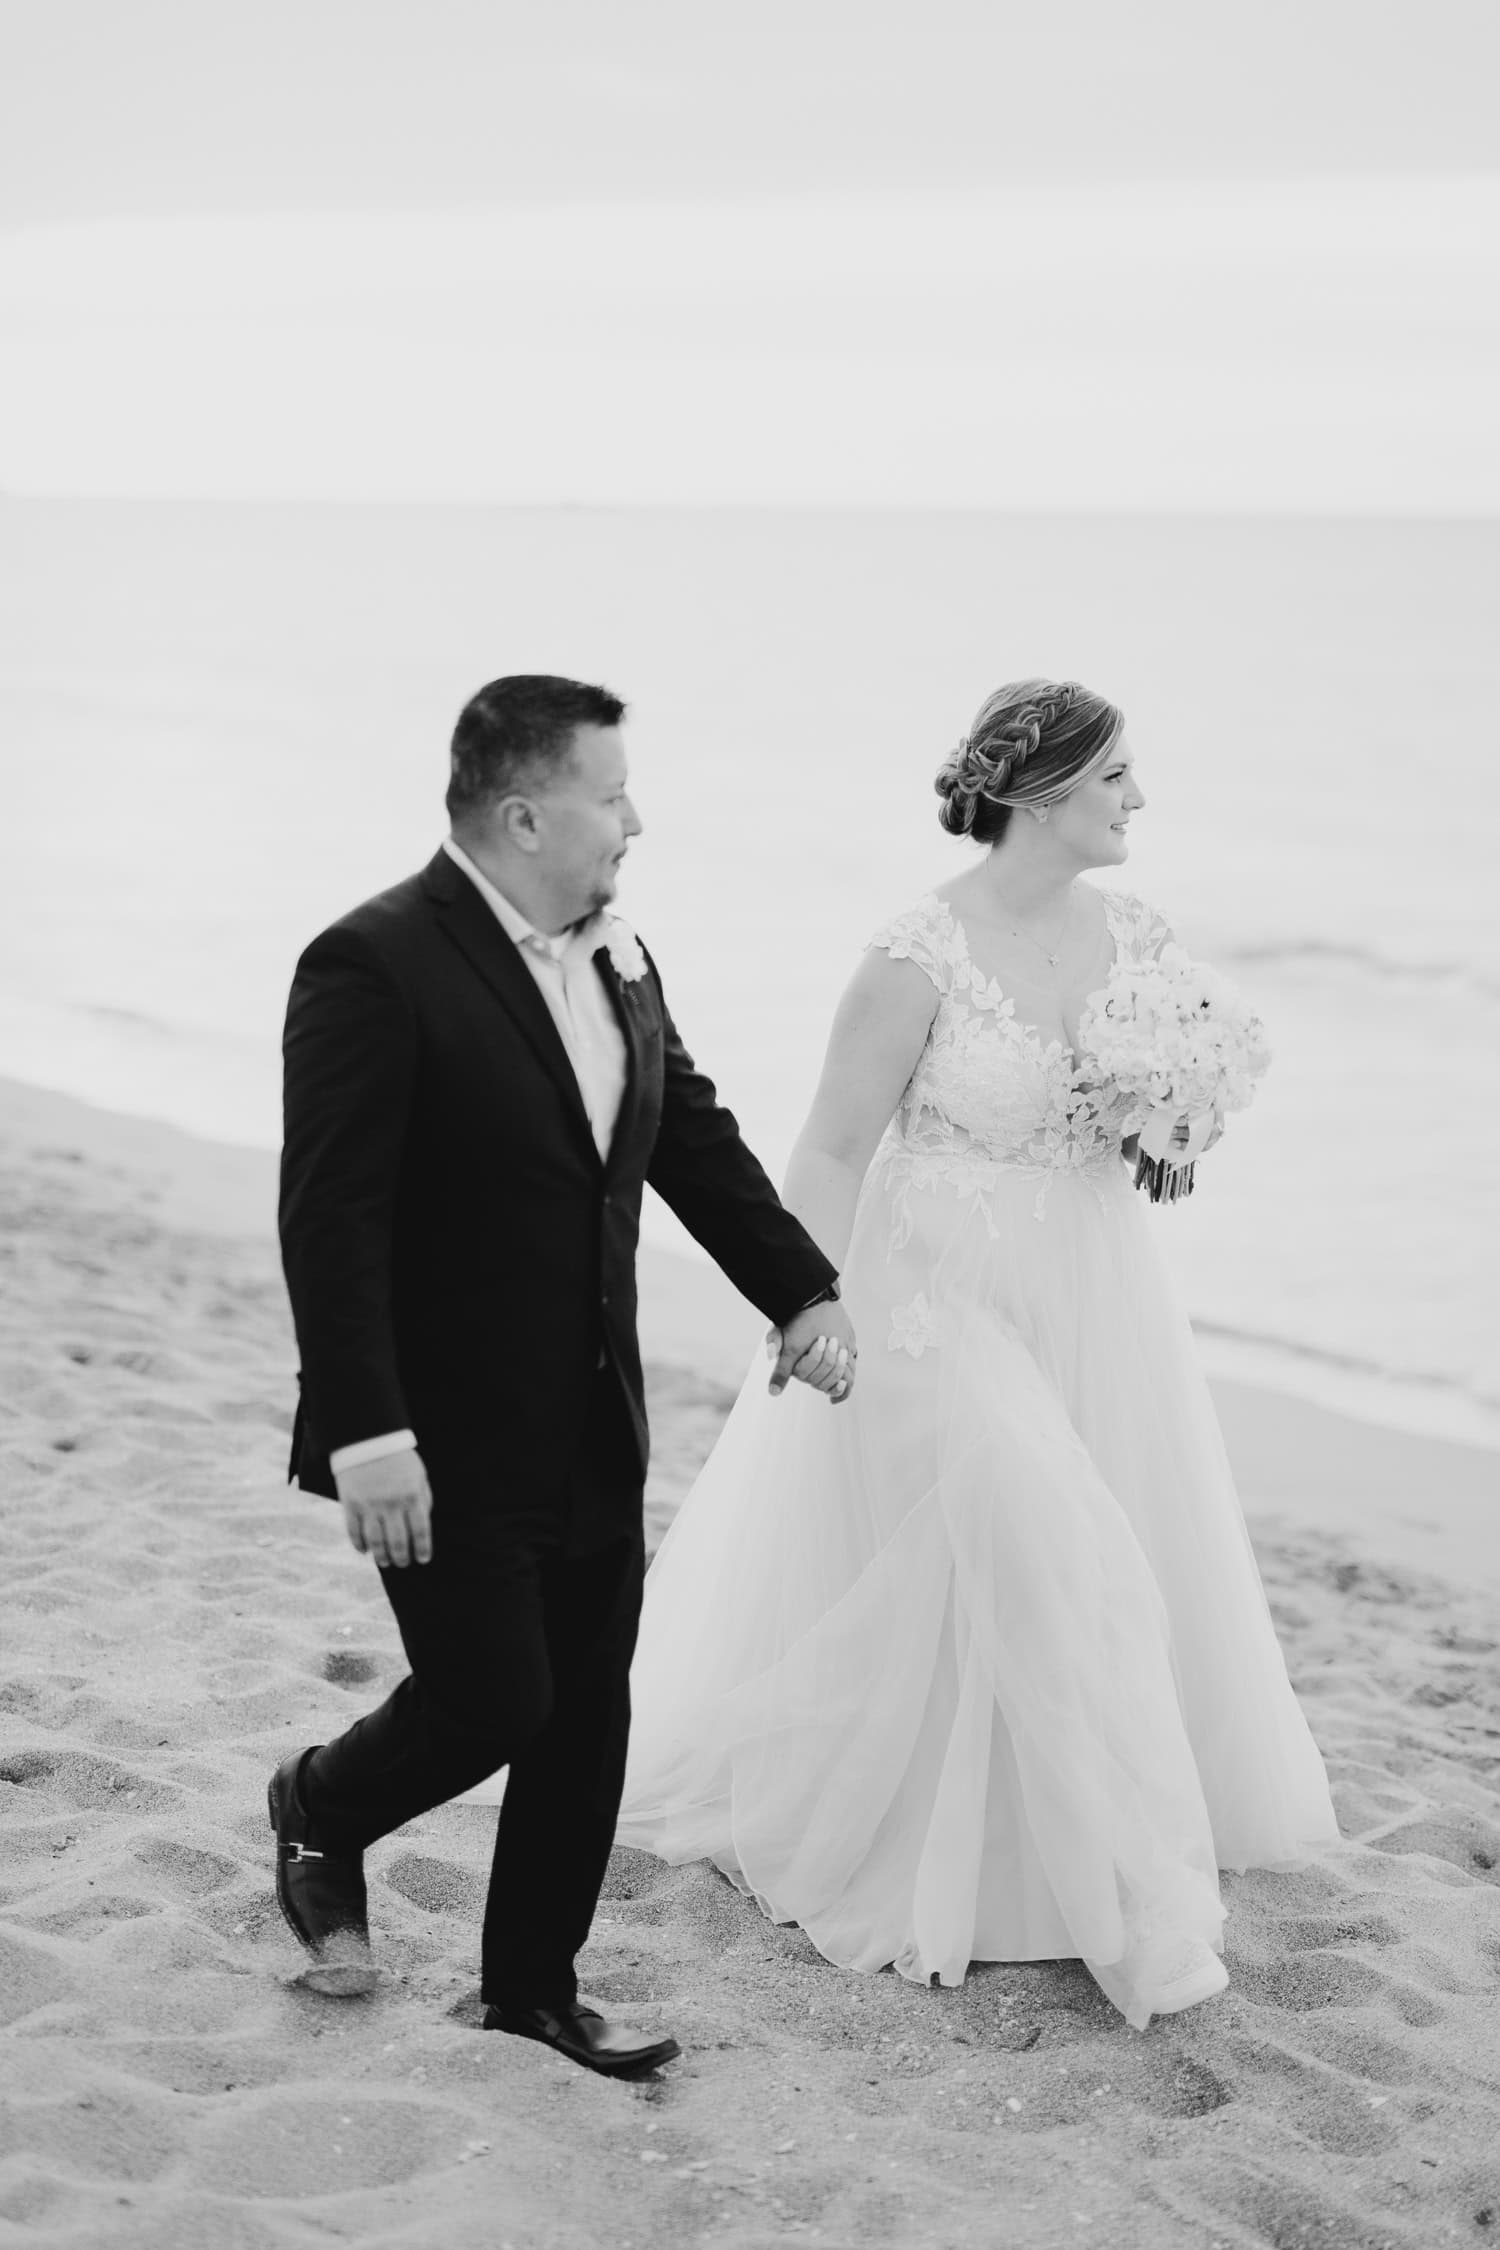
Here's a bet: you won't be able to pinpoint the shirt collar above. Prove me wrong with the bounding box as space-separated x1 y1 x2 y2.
442 837 603 961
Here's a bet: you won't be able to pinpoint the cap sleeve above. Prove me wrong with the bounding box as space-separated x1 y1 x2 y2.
866 894 956 996
1100 887 1176 962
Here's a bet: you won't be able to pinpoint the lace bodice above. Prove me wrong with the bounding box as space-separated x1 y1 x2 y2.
868 887 1171 1225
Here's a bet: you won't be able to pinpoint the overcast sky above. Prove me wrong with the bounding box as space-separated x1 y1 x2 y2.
2 0 1497 507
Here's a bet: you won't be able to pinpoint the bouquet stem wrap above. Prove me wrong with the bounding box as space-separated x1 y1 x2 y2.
1079 946 1270 1208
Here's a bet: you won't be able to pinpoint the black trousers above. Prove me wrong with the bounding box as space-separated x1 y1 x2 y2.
301 1368 646 2010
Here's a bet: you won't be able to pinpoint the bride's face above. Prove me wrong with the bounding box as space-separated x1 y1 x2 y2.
1048 738 1145 866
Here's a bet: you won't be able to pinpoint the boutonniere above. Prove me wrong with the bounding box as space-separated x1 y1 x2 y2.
601 917 649 985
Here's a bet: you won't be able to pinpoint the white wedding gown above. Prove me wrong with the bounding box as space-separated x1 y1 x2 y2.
614 888 1339 2029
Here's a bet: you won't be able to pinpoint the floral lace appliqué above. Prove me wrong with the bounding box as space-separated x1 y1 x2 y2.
866 889 1173 1238
889 1293 944 1358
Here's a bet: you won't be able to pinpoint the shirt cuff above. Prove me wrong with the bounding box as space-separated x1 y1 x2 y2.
328 1430 418 1473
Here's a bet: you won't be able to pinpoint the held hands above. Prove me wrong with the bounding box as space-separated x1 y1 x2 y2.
333 1449 434 1569
766 1301 859 1404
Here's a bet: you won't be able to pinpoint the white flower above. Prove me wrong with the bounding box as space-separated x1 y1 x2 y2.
1078 950 1271 1123
888 1292 943 1358
602 918 649 984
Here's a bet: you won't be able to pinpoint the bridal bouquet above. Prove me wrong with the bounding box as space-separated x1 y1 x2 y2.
1079 947 1271 1204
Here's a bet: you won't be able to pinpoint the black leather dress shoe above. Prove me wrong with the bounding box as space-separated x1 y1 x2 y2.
268 1748 377 1996
483 2000 681 2077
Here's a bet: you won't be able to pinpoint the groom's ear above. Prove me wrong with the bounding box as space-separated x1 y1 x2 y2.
490 794 543 854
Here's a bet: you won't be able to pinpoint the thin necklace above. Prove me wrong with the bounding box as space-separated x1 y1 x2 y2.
995 888 1075 970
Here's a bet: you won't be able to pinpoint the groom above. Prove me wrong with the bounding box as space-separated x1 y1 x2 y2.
273 674 856 2077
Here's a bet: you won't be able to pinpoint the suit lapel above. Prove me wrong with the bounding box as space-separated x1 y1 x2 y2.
422 850 599 1161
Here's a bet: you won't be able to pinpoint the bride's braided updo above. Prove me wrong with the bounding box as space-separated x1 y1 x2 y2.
934 678 1125 844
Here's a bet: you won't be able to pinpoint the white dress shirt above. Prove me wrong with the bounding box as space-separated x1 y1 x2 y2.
328 837 632 1477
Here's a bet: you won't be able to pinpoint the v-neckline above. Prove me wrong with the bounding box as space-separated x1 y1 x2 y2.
930 891 1122 1074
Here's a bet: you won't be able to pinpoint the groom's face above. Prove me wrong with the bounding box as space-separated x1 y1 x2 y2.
535 724 642 920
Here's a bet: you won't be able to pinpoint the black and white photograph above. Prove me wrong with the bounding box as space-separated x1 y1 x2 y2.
2 4 1498 2243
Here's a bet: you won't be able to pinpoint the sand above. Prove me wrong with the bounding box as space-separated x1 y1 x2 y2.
3 1079 1499 2250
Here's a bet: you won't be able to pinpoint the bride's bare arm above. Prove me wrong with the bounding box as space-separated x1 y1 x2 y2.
780 951 939 1268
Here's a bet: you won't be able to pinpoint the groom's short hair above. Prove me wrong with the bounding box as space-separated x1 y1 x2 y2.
446 675 627 819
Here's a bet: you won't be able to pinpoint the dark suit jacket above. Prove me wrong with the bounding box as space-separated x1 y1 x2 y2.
279 848 837 1518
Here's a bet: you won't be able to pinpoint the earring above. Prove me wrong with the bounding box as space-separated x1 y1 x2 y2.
1032 805 1049 824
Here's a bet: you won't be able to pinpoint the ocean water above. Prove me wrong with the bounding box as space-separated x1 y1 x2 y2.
1 499 1496 1443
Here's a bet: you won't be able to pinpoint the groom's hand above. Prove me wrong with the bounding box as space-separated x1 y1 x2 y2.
768 1303 858 1403
333 1450 434 1569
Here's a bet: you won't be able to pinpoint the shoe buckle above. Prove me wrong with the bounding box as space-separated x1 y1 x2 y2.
281 1842 324 1862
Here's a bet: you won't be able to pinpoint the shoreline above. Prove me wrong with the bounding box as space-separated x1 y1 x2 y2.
5 1064 1495 1455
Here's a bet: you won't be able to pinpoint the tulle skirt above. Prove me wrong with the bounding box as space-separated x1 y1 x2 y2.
613 1151 1339 2029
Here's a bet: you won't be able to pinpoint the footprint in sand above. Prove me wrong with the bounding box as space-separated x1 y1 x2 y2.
133 1837 239 1897
1294 2018 1419 2085
33 1894 159 1940
0 1675 87 1725
1165 2056 1234 2116
320 1650 380 1687
382 1852 483 1915
1272 1910 1402 1949
1371 1812 1500 1882
1233 1950 1444 2026
192 2096 471 2199
0 1748 175 1815
0 1750 57 1787
93 2037 298 2098
1194 2157 1396 2248
1203 2030 1403 2160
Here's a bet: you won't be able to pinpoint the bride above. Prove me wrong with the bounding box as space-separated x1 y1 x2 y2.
615 677 1339 2030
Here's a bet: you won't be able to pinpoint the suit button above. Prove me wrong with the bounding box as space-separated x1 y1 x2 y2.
601 1290 610 1307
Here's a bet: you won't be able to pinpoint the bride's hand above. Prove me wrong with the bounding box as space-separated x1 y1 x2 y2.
767 1305 858 1403
1143 1106 1224 1161
1176 1104 1227 1153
